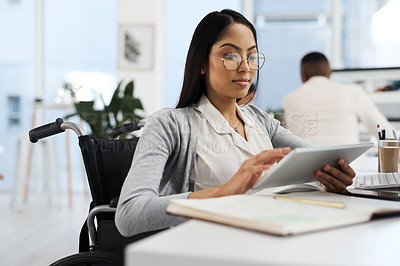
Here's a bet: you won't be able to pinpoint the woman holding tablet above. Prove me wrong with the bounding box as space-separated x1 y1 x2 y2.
116 9 356 236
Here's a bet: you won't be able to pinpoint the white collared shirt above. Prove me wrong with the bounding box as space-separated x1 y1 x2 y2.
283 76 394 146
190 95 273 191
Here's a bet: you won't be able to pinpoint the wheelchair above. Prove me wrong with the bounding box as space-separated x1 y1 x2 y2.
29 118 164 266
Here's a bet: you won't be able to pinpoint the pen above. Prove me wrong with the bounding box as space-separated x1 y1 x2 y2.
382 129 386 140
273 196 346 209
392 129 397 140
377 124 382 140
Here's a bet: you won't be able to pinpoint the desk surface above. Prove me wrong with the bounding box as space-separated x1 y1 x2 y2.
126 154 400 266
126 218 400 266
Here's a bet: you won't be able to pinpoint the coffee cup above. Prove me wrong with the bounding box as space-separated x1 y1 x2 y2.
378 139 400 173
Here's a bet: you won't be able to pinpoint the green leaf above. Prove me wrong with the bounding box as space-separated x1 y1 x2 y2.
106 97 121 117
74 101 95 113
108 83 122 109
120 97 143 112
125 80 134 96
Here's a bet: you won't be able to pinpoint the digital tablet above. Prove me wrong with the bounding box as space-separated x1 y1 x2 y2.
253 142 374 190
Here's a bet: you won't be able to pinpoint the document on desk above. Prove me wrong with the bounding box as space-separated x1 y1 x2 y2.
167 191 400 236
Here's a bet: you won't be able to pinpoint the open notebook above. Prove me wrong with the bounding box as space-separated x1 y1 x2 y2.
167 190 400 236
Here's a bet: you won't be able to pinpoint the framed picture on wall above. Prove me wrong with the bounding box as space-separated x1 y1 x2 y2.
118 24 154 69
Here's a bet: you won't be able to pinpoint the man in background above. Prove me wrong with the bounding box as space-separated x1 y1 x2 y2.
282 52 394 146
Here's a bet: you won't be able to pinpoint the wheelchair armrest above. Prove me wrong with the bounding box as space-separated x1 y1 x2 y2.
109 197 119 208
87 205 116 247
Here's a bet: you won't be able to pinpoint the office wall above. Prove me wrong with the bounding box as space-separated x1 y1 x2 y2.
118 0 243 111
164 0 242 108
117 0 165 116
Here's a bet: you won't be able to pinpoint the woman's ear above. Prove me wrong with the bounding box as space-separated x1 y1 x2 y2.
200 65 206 75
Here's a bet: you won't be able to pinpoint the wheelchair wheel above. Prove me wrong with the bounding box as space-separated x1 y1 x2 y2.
49 251 123 266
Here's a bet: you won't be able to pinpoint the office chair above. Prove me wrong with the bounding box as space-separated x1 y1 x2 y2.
29 118 164 266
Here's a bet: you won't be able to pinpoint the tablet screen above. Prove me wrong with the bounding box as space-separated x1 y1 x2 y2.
253 142 374 190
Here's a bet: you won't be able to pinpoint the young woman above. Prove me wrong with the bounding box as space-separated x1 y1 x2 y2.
116 9 355 236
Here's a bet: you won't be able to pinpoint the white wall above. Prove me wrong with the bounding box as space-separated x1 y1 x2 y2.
118 0 246 112
117 0 165 116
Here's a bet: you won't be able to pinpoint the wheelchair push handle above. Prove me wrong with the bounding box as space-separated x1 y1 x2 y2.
111 118 144 138
29 118 65 143
29 118 86 143
29 117 141 142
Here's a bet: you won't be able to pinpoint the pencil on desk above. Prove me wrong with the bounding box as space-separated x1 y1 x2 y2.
273 196 346 209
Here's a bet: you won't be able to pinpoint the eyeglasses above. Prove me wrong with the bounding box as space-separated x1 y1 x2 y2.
209 52 265 71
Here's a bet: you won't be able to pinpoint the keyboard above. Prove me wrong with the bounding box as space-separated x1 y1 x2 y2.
353 172 400 189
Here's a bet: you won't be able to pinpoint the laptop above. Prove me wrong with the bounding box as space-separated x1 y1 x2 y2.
345 172 400 201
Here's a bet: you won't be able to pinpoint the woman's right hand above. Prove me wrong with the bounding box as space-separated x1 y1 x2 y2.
188 147 291 199
221 147 291 195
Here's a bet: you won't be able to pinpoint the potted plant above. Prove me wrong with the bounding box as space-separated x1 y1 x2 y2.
65 80 144 139
266 107 286 128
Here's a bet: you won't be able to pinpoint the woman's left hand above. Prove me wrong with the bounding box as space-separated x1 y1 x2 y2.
314 158 356 192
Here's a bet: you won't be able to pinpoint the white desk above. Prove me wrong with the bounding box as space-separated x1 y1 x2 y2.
126 218 400 266
126 153 400 266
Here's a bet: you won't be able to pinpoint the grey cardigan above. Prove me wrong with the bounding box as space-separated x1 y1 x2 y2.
115 104 310 236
